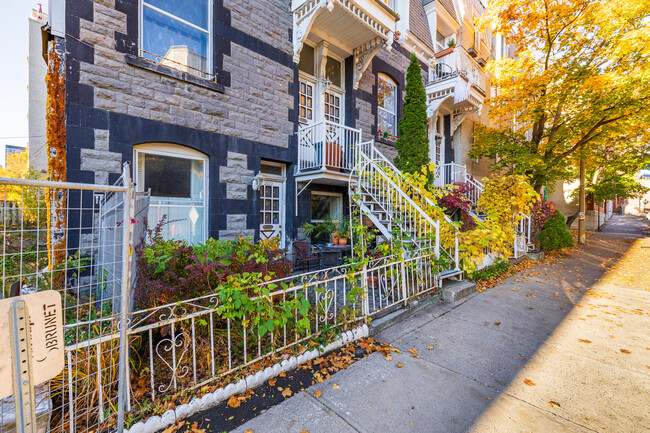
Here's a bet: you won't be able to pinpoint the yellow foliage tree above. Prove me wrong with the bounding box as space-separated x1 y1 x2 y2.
470 0 650 192
0 151 46 226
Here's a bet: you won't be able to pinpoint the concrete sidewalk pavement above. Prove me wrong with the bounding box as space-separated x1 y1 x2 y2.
232 215 650 433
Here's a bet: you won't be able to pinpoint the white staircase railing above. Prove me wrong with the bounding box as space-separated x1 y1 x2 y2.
298 120 361 172
354 141 461 272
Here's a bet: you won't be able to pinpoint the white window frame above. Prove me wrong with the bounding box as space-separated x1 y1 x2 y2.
299 73 316 125
310 191 343 223
139 0 214 75
323 52 345 125
134 143 209 243
377 73 398 137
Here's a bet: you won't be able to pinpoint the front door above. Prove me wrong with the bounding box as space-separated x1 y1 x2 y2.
258 163 286 246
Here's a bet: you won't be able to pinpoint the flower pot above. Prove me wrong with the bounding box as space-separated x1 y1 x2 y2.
332 237 340 245
325 142 341 171
338 238 348 246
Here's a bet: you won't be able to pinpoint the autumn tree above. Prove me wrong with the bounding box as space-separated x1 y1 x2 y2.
0 151 46 226
394 53 429 173
470 0 650 192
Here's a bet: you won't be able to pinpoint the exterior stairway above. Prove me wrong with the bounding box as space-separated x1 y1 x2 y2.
351 141 463 283
435 162 533 259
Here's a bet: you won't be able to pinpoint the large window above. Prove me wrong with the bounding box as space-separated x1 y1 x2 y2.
377 74 397 138
141 0 212 78
311 192 342 222
135 144 208 244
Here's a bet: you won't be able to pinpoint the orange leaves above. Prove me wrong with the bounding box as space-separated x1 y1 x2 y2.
268 377 277 387
227 389 254 408
524 378 536 386
548 401 561 408
426 344 434 350
396 362 404 368
313 389 322 398
281 388 292 398
620 349 631 354
408 348 420 359
578 339 592 344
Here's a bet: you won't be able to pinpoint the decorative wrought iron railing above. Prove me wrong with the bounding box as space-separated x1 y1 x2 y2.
297 121 361 173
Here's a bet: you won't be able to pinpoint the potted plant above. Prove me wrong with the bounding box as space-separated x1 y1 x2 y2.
447 38 456 48
333 217 350 245
302 219 336 244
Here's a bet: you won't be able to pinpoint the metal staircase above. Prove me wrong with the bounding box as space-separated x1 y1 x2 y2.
435 162 533 258
351 141 463 282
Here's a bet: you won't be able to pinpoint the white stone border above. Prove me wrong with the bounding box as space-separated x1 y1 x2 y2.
125 325 369 433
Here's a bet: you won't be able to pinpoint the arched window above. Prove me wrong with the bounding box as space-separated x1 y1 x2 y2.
134 143 208 244
377 73 397 139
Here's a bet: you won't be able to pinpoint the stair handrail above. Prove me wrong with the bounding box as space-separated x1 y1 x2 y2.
355 156 441 256
354 143 461 269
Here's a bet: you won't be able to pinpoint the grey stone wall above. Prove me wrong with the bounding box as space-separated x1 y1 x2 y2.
219 152 255 240
225 0 292 55
77 1 294 149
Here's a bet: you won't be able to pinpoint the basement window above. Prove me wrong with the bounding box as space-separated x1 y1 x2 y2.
135 143 208 244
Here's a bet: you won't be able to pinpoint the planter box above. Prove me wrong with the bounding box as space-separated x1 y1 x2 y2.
527 250 544 260
324 142 341 171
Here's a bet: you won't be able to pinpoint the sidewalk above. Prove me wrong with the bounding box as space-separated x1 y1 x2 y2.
231 215 649 433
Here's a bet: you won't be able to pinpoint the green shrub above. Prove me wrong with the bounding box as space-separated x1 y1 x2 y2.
473 258 509 281
539 211 574 251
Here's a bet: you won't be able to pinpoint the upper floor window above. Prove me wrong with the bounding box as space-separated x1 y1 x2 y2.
141 0 213 79
377 74 397 139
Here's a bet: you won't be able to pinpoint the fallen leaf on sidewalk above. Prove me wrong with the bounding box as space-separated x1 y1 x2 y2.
524 379 536 386
396 362 404 368
578 339 592 344
332 384 340 390
426 344 434 350
620 349 631 354
244 430 253 433
548 401 561 408
313 389 322 398
408 348 420 358
268 377 277 386
282 388 292 397
493 322 501 326
279 372 286 377
227 395 241 408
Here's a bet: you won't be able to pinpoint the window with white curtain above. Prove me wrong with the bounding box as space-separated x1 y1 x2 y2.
377 73 398 137
135 144 208 244
140 0 212 78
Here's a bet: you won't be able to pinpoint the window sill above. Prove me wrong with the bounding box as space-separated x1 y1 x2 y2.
125 54 225 93
375 136 397 146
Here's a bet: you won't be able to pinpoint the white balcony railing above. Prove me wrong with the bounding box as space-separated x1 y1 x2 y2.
431 49 487 93
297 121 361 173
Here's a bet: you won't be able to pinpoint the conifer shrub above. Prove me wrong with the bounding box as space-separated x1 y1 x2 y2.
539 211 574 251
394 53 429 173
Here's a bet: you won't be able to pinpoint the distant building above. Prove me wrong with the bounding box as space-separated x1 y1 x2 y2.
27 6 48 173
1 144 28 167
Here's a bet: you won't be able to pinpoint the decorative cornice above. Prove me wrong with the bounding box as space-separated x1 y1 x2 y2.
353 36 391 90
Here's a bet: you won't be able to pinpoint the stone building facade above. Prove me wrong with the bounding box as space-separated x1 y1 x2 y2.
43 0 497 248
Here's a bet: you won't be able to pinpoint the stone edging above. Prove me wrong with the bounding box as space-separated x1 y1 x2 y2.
125 324 369 433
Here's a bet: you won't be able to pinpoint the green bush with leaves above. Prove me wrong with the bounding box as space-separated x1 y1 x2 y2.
539 211 574 252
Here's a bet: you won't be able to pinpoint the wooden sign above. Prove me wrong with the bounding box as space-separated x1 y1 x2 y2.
0 291 64 399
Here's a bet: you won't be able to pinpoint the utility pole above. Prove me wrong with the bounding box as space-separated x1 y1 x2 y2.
578 155 586 244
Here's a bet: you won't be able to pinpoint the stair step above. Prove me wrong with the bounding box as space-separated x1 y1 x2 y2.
439 269 464 280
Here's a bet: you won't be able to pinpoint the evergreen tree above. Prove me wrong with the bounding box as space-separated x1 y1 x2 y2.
394 53 429 173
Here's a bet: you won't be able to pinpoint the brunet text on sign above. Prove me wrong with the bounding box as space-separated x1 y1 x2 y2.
0 291 64 399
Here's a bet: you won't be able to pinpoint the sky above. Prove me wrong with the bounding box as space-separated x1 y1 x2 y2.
0 2 42 150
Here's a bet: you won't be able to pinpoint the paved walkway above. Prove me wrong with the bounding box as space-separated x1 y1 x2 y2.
232 215 650 433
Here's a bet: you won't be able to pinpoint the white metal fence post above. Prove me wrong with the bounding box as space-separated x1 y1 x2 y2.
361 263 369 319
400 250 408 306
117 163 133 432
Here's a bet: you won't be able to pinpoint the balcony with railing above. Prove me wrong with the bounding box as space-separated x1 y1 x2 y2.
292 0 398 89
296 120 362 184
426 48 486 119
